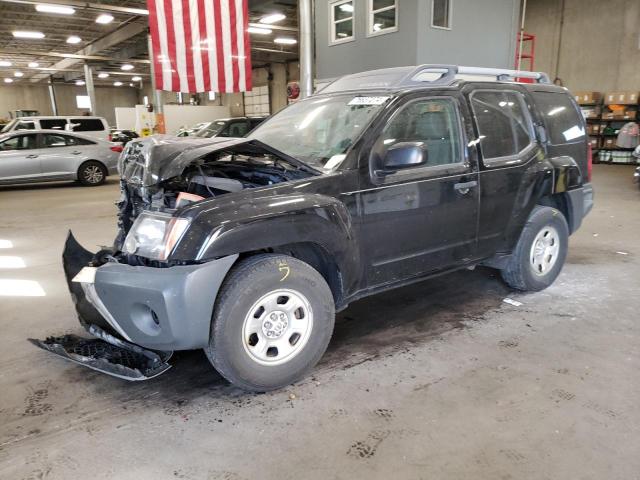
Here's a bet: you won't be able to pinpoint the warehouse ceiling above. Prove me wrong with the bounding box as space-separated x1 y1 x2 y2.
0 0 298 88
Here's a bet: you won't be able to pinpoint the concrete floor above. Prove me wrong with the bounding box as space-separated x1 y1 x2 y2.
0 165 638 480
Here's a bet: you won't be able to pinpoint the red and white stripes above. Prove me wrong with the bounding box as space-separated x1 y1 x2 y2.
147 0 252 93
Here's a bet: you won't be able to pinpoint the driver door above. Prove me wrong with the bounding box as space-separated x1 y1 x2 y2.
357 95 480 287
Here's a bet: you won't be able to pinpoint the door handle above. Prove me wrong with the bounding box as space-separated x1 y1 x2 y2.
72 151 82 155
454 180 478 194
25 154 38 159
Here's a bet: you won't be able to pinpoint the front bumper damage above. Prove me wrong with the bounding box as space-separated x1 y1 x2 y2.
30 232 237 381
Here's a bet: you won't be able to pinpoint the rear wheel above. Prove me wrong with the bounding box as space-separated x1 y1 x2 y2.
205 254 335 392
501 206 569 291
78 160 107 186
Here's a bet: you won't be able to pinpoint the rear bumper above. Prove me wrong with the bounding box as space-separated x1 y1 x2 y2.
565 183 594 234
63 233 238 351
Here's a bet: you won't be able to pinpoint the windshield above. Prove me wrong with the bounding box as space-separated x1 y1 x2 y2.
1 119 17 133
248 94 390 170
195 121 228 138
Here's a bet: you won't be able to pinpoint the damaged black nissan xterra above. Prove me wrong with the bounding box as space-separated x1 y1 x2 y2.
33 65 594 392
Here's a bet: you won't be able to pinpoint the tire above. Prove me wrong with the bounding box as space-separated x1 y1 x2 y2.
78 160 107 186
501 206 569 291
205 254 335 392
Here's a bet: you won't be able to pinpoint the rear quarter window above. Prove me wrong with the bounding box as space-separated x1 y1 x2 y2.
40 119 68 130
69 119 105 131
532 91 585 145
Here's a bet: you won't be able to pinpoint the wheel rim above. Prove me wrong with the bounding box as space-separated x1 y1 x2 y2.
530 225 560 276
242 289 314 366
83 165 104 184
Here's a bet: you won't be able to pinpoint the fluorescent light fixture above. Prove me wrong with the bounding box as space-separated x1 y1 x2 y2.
260 13 286 24
35 4 75 14
113 81 123 86
121 64 134 71
0 240 13 248
247 26 272 35
28 62 39 68
66 35 81 44
131 76 142 81
98 72 109 78
14 71 23 77
0 279 45 297
4 78 13 83
75 80 85 85
0 256 25 269
95 13 114 24
129 83 134 87
339 3 354 12
0 61 11 67
12 31 45 39
274 37 297 45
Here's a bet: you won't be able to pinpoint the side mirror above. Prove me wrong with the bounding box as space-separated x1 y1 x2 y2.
382 142 428 172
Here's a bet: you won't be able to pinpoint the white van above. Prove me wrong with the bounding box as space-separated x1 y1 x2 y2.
0 116 110 141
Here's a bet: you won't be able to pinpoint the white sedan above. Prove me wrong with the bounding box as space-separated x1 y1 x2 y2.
0 130 121 186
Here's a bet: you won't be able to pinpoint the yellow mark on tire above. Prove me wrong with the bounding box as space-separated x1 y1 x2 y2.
278 262 290 282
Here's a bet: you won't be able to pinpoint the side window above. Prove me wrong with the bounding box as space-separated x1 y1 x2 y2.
329 0 354 45
470 91 533 161
0 134 37 151
40 119 68 130
531 91 585 145
16 121 35 130
432 0 451 29
368 0 398 36
227 121 249 137
69 119 105 131
43 134 71 148
73 137 96 146
373 98 462 169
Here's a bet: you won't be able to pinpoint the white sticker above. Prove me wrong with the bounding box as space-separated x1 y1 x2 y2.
348 96 390 106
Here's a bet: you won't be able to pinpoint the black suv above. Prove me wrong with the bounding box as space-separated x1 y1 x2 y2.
35 65 593 392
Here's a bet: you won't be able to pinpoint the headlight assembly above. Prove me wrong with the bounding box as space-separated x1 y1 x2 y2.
123 212 190 261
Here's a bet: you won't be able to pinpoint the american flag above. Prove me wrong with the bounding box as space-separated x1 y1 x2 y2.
147 0 252 93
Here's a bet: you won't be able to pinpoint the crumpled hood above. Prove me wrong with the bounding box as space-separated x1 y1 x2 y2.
118 135 252 187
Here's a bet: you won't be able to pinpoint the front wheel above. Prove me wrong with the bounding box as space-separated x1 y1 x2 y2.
78 160 107 186
205 254 335 392
501 206 569 291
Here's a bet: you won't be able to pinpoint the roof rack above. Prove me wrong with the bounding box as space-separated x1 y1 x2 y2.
317 64 551 94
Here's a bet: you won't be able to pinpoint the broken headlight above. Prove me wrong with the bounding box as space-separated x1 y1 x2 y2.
123 211 190 261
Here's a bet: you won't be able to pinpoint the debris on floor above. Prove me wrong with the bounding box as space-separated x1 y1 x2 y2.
503 298 523 307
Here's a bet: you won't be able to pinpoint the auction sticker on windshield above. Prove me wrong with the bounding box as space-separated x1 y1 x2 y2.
348 96 390 106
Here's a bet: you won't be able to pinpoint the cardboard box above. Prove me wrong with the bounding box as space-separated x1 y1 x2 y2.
587 123 601 135
574 91 602 105
604 91 640 105
603 137 616 148
581 106 600 119
588 137 600 149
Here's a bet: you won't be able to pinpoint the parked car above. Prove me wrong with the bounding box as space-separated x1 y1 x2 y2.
109 128 139 145
0 130 121 186
175 122 210 137
1 116 110 141
34 65 594 391
193 116 266 138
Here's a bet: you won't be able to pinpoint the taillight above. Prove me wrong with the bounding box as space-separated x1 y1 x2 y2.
110 145 123 153
587 143 593 182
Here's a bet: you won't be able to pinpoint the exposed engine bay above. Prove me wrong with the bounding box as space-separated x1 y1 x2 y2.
114 140 314 254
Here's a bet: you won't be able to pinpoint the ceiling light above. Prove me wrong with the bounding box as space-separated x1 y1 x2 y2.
35 4 75 14
274 37 297 45
0 61 11 67
28 62 39 68
339 4 354 12
247 26 272 35
12 31 45 39
129 83 134 87
66 35 81 44
98 72 109 78
14 71 23 77
75 80 85 85
131 76 142 81
4 78 14 83
121 64 134 71
95 13 114 24
113 81 123 86
260 13 286 24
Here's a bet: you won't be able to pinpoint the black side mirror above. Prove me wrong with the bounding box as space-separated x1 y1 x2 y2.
382 142 428 172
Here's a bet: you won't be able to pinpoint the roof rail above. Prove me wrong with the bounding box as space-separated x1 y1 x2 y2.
317 64 551 94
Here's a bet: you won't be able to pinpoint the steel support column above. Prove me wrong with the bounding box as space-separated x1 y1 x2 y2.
83 63 97 115
48 76 58 115
298 0 313 98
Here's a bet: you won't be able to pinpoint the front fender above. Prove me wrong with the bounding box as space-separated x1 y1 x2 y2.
171 193 359 291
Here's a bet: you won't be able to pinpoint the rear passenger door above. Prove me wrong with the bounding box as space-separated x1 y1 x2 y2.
37 133 88 177
358 94 480 286
467 88 540 257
